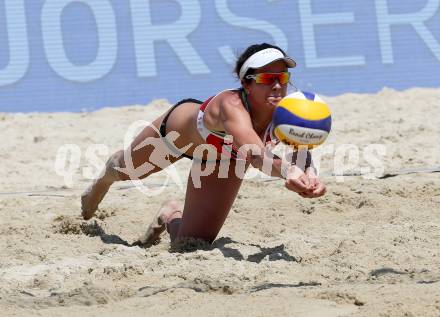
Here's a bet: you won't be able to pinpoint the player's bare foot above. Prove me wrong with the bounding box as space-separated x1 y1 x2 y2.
133 200 182 247
81 178 112 220
81 151 123 220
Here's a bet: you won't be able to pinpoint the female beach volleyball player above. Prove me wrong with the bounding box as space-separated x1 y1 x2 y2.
81 43 326 246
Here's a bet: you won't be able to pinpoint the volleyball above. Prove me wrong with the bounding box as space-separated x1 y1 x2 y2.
272 91 332 149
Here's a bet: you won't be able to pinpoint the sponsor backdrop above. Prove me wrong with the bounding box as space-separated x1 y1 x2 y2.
1 0 439 112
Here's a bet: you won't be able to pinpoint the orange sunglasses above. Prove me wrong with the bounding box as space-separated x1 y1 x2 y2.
245 72 290 85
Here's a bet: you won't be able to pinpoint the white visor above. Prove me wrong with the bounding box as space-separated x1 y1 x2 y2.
239 48 296 80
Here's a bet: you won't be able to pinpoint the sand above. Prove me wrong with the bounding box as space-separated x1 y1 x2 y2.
0 88 439 316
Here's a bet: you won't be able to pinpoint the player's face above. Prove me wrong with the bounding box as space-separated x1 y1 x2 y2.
244 60 289 109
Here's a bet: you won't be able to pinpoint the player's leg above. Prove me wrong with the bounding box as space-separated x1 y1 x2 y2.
140 159 248 245
81 112 184 220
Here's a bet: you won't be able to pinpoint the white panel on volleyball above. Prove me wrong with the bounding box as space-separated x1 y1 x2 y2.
276 124 328 145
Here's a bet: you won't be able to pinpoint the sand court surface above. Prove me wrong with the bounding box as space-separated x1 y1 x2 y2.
1 88 440 316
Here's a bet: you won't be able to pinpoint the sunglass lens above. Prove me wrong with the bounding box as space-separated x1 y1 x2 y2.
254 74 270 84
255 73 289 84
279 72 290 84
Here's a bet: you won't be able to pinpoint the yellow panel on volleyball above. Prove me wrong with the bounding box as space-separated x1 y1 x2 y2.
277 98 330 121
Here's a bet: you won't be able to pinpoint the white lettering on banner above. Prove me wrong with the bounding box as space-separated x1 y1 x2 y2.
376 0 440 64
41 0 117 82
130 0 209 77
0 0 29 86
299 0 366 68
1 1 439 92
215 0 289 65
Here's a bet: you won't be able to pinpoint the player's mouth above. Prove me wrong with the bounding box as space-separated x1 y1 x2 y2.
268 96 282 105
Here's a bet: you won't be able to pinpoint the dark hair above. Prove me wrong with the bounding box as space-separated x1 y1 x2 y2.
234 43 287 82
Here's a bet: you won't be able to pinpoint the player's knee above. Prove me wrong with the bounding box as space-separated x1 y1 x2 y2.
106 150 126 181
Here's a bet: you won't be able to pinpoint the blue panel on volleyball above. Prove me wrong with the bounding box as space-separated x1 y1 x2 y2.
302 91 316 101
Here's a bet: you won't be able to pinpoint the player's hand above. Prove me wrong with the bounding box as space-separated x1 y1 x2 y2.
284 165 312 194
298 167 326 198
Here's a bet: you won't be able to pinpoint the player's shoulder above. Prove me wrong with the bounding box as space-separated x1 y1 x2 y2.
217 89 244 110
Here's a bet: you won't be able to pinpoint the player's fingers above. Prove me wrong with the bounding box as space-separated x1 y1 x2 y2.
312 183 327 197
285 179 308 193
299 191 312 198
309 176 318 188
300 174 310 189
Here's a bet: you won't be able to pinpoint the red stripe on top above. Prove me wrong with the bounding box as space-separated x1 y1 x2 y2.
206 134 226 153
199 94 252 160
199 96 215 112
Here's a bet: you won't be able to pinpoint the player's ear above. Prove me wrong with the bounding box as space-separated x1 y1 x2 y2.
242 80 251 95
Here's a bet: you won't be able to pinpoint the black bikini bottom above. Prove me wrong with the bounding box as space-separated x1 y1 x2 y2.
159 98 203 161
160 97 236 168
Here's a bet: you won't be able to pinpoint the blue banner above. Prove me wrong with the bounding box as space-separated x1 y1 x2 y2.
1 0 439 112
